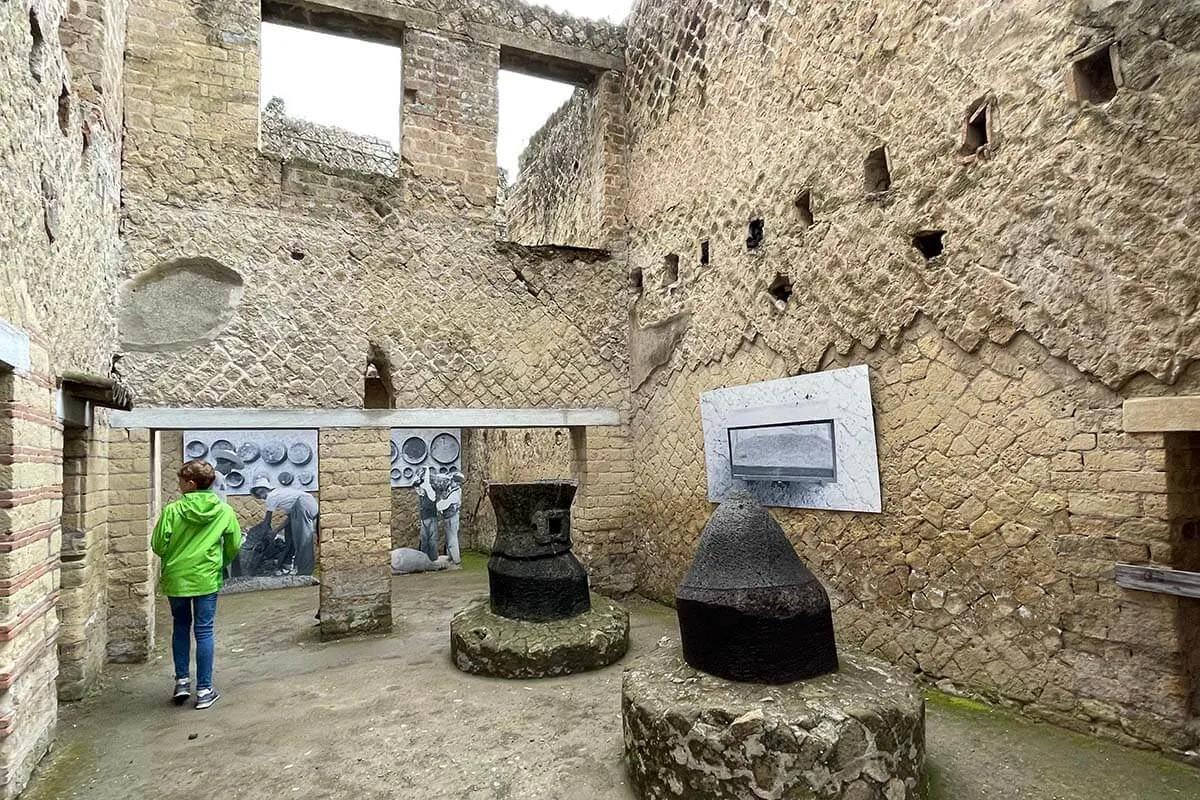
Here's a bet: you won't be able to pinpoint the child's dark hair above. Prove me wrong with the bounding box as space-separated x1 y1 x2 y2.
179 460 216 490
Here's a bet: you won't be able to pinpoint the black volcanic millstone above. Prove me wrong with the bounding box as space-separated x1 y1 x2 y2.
487 481 591 622
676 492 838 684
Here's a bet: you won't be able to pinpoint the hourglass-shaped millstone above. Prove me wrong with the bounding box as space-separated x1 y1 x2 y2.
676 492 838 683
487 481 591 622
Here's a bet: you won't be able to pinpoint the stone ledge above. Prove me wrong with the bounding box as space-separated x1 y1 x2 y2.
450 592 629 679
1123 397 1200 432
623 643 926 800
110 407 622 430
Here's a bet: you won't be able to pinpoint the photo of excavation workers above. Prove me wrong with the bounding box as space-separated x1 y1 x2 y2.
230 477 320 579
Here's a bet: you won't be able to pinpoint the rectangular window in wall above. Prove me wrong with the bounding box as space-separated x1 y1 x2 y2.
258 21 402 177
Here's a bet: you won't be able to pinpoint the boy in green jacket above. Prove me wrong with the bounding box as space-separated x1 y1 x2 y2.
152 460 242 709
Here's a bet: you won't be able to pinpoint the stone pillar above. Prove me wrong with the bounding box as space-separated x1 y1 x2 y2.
317 429 392 640
569 424 636 595
0 347 63 799
104 428 155 662
401 27 499 210
56 421 109 701
594 70 628 251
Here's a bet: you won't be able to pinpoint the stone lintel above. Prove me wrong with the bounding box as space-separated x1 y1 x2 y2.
1123 397 1200 432
486 26 624 83
109 407 622 430
0 319 31 374
263 0 624 79
262 0 432 46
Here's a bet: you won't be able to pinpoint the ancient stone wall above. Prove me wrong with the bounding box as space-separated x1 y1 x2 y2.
116 0 636 592
2 0 123 378
57 421 110 701
504 71 629 251
1 0 127 794
506 89 606 247
104 427 155 664
316 429 392 637
260 97 398 177
619 0 1200 754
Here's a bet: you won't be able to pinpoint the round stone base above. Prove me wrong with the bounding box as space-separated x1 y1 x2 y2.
623 641 926 800
450 593 630 679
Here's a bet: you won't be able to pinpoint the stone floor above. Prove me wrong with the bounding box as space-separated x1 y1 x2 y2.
25 554 1200 800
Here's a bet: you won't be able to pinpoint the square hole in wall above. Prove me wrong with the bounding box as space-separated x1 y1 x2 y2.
768 273 793 305
1071 44 1120 104
700 240 710 266
864 146 891 194
912 230 946 260
629 267 644 293
960 98 990 157
258 22 401 172
662 254 680 287
795 191 814 228
746 219 765 250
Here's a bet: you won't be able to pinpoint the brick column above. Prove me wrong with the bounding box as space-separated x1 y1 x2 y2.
595 70 628 251
569 424 636 595
317 429 392 640
56 422 109 700
0 351 62 799
104 428 155 662
401 28 499 210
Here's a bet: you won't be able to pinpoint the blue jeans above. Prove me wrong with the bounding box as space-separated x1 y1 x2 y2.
169 593 218 690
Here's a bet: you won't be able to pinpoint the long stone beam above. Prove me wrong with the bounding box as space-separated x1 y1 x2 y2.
109 407 622 430
263 0 625 81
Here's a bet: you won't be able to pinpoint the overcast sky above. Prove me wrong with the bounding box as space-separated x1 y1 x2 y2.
259 0 635 181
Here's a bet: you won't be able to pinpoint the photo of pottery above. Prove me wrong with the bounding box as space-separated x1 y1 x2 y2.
182 429 320 495
390 428 462 488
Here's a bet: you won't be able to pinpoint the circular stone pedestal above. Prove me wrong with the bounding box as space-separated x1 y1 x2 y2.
623 642 925 800
450 593 629 679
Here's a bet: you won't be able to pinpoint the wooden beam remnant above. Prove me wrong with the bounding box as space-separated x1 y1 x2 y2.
1115 564 1200 600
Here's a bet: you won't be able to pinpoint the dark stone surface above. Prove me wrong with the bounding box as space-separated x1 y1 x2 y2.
677 492 838 684
489 552 590 622
487 481 577 558
450 593 629 679
487 481 592 621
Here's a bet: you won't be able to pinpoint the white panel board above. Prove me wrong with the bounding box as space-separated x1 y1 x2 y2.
700 365 881 512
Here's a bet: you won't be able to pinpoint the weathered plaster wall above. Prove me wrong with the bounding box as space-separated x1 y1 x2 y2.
618 0 1200 755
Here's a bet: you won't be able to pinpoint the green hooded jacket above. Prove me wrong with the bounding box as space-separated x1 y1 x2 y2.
152 490 242 597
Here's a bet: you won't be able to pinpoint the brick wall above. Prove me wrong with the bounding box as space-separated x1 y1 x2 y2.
261 98 399 177
402 28 499 211
56 421 109 701
3 0 127 790
115 0 638 610
317 429 392 639
0 356 62 799
104 428 154 663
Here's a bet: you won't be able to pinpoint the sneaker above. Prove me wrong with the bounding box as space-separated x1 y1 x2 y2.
194 688 220 710
172 679 190 706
